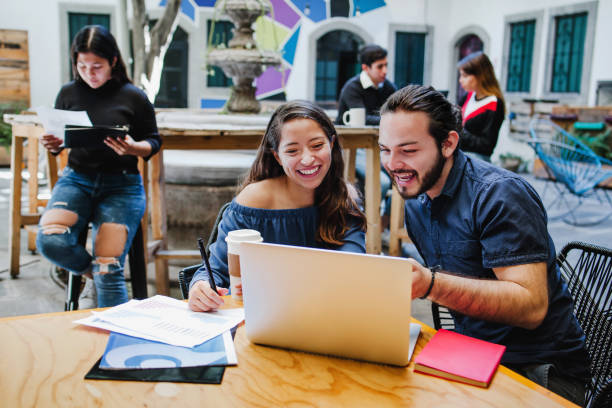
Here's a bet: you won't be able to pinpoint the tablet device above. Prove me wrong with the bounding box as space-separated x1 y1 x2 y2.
64 125 128 149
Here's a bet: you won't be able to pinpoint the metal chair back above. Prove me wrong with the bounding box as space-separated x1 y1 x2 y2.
557 241 612 407
179 202 231 299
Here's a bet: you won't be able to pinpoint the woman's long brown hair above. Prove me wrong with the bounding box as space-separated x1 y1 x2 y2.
242 100 366 246
458 51 505 107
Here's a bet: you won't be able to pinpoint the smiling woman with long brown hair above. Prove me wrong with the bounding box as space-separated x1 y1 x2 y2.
188 100 366 312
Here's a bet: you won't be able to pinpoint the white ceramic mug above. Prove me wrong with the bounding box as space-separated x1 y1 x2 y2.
225 229 263 301
342 108 366 127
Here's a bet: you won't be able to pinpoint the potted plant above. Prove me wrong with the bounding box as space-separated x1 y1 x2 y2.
572 128 612 160
498 152 524 173
0 102 28 166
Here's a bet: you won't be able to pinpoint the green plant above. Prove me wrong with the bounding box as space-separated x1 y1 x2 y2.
572 129 612 160
499 152 524 162
0 102 28 148
498 152 525 173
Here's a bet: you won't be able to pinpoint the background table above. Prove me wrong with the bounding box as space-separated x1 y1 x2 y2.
0 300 575 407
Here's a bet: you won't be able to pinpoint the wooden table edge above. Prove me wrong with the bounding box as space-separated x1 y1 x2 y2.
1 299 578 407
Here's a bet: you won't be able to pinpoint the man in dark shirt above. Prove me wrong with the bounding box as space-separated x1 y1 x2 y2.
378 85 589 406
336 44 396 126
336 45 396 218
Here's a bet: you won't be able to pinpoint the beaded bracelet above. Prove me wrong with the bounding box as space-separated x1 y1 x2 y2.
420 266 439 299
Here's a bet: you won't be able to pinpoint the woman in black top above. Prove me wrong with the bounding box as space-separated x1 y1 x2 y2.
37 25 161 307
457 51 505 162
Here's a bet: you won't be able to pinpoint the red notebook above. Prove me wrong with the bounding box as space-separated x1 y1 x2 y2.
414 329 506 387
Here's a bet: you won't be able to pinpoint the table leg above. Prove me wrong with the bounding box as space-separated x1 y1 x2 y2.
388 186 406 256
365 146 382 254
9 133 24 277
150 150 169 295
343 149 357 184
46 150 59 189
27 135 39 252
138 158 149 265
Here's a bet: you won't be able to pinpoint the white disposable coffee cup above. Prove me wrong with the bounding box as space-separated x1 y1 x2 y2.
342 107 366 127
225 229 263 301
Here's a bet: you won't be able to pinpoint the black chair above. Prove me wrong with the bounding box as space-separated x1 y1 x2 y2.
592 380 612 408
179 202 231 299
65 223 147 310
431 303 455 331
557 241 612 408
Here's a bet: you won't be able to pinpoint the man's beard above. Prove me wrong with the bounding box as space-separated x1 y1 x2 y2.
392 148 446 199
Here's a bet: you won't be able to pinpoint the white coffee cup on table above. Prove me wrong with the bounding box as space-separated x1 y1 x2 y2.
226 229 263 301
342 108 366 127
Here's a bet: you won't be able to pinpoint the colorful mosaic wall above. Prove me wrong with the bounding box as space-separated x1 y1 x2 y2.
162 0 386 106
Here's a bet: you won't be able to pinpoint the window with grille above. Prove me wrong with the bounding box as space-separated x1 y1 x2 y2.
551 12 587 93
394 32 425 89
207 20 234 87
315 30 363 102
506 20 535 93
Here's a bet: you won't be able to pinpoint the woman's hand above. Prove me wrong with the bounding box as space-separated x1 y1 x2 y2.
104 134 152 157
40 133 63 153
188 280 229 312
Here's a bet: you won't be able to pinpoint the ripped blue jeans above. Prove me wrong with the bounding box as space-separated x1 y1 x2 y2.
36 167 146 307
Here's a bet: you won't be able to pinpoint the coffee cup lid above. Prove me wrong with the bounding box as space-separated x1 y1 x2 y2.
225 229 262 242
226 229 263 254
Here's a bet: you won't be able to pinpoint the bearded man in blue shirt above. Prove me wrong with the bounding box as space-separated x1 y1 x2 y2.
378 85 589 406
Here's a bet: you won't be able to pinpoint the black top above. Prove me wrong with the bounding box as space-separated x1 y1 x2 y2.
458 92 505 157
335 74 396 126
54 80 161 174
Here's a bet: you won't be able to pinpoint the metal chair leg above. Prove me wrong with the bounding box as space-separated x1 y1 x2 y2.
65 273 82 311
128 224 147 299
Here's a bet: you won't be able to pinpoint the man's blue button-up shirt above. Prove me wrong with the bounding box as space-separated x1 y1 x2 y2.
404 150 588 380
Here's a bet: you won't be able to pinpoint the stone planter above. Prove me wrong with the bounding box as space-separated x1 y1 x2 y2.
0 146 10 166
500 158 521 173
163 149 255 253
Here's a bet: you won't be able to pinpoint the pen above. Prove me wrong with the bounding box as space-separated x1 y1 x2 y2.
197 237 219 295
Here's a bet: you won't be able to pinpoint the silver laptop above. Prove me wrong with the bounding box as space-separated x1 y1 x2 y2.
239 242 413 366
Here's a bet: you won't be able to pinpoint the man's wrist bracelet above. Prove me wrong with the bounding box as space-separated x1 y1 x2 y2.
420 266 438 299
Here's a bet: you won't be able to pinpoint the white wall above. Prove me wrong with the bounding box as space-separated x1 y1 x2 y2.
2 0 68 107
590 0 612 105
2 0 609 109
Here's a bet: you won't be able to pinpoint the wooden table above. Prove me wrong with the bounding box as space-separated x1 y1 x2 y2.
0 300 575 407
4 114 381 296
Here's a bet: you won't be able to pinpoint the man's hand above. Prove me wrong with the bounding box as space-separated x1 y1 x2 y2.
404 259 549 330
40 133 63 153
104 134 152 157
188 280 229 312
406 258 433 299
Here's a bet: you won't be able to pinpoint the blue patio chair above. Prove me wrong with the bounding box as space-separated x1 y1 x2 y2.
528 119 612 226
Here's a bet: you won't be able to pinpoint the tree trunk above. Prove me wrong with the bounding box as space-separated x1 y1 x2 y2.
131 0 181 102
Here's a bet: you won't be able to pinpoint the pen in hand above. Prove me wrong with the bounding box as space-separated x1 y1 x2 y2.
197 237 219 295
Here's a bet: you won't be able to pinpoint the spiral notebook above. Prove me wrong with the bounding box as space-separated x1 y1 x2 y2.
85 327 238 384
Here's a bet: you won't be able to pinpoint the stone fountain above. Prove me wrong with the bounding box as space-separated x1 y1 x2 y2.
207 0 282 113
